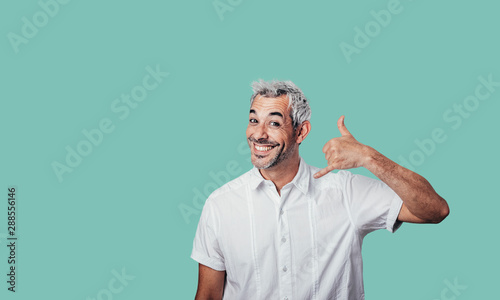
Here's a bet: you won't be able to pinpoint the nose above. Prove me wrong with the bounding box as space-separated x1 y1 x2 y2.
252 123 268 141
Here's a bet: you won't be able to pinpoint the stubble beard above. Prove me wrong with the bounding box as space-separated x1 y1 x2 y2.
252 143 296 170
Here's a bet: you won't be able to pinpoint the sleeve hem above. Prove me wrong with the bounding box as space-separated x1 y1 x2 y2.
386 193 404 233
191 251 226 271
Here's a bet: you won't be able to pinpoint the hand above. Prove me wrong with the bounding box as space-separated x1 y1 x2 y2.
313 116 371 179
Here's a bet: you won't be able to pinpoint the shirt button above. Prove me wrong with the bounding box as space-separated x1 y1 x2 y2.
284 297 288 300
280 209 284 215
281 237 286 243
283 266 287 272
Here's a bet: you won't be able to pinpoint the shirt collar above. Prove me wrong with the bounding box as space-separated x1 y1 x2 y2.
249 156 310 195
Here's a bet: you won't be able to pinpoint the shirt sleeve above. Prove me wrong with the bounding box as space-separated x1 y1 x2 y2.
340 170 403 236
191 198 226 271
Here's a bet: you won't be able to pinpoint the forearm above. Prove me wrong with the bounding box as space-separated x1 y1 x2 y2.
195 264 225 300
195 292 222 300
362 146 449 223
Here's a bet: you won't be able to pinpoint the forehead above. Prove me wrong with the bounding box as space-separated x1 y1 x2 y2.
250 95 290 116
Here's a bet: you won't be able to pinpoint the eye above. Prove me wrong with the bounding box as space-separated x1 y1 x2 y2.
270 121 280 127
249 118 258 124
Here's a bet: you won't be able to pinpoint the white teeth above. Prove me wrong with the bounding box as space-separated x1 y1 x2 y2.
256 145 274 151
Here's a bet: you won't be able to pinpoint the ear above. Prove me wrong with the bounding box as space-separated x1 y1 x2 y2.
295 120 311 144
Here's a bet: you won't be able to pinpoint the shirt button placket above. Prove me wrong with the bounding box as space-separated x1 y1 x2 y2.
278 200 292 300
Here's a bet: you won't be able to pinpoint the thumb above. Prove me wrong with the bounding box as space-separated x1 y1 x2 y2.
337 115 351 136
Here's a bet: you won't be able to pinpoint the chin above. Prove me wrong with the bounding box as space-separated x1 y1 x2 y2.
252 155 280 169
251 156 271 169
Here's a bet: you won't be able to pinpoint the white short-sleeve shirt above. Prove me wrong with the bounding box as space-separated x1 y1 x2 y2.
191 157 403 300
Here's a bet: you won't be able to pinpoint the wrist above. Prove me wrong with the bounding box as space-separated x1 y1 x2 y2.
361 145 380 169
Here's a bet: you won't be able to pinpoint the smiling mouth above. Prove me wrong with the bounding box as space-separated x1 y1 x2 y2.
254 143 278 152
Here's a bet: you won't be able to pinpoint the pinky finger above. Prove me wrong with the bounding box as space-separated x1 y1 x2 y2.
313 165 336 179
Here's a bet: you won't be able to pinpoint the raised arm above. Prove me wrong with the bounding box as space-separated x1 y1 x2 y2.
313 116 449 223
195 264 226 300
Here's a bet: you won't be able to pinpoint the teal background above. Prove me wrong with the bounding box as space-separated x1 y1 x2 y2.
1 0 498 299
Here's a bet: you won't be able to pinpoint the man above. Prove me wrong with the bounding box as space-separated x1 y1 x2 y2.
191 80 449 300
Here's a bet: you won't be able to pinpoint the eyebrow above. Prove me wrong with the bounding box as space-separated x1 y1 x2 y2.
249 109 284 118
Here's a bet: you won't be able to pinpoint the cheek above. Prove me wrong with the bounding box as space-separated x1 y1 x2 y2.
266 132 284 147
278 128 294 142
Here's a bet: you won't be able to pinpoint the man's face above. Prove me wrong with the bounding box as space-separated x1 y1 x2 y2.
246 95 298 169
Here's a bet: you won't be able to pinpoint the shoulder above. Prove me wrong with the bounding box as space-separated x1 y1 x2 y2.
303 161 352 190
205 168 254 204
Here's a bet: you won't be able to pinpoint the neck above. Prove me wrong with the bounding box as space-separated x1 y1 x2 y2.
259 153 300 195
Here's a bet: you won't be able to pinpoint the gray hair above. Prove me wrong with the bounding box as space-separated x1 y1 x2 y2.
250 79 311 129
